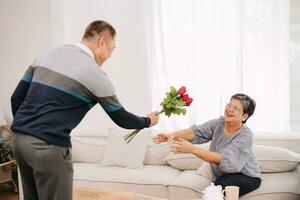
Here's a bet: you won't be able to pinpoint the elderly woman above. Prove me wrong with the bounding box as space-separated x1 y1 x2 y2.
154 93 261 196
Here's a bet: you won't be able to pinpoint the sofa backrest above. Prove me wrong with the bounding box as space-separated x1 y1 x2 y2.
71 132 300 154
253 133 300 154
71 130 300 170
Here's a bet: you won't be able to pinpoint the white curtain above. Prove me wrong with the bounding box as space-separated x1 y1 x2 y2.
241 0 290 132
146 0 289 133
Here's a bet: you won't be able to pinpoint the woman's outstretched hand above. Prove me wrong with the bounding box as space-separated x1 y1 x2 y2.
153 133 175 144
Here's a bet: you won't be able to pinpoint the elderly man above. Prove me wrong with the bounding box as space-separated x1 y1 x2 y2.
11 20 159 200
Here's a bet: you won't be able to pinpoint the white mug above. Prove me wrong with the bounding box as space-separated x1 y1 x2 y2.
222 186 239 200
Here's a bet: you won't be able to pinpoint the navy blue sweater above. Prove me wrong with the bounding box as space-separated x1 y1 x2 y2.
11 45 150 147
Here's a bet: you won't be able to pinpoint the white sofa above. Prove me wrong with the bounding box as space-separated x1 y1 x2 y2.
71 131 300 200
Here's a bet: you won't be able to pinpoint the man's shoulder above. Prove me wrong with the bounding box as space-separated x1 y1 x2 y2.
33 45 115 97
37 44 90 58
34 44 98 69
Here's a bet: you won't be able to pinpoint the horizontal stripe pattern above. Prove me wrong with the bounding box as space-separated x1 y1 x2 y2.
12 81 93 147
21 66 34 82
32 80 95 108
96 95 122 112
33 66 96 106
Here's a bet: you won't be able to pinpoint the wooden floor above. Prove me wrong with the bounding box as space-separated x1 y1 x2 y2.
73 187 165 200
0 184 19 200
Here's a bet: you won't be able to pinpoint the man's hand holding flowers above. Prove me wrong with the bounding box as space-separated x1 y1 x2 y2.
124 86 193 143
147 111 159 127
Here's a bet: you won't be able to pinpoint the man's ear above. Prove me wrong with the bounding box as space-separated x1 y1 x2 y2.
97 36 105 48
242 113 249 122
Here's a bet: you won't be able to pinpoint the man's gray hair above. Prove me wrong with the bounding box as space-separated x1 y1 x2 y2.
83 20 116 40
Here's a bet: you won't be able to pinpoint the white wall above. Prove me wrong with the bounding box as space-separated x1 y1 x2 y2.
290 0 300 132
0 0 50 121
0 0 152 134
65 0 152 134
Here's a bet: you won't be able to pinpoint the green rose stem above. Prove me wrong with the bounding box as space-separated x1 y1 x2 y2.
124 109 165 143
123 86 193 143
158 109 164 115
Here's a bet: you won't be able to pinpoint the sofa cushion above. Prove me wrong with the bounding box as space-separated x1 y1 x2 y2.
163 153 203 170
170 167 300 197
254 145 300 172
72 136 170 166
101 128 149 169
144 142 170 165
163 143 209 170
195 162 212 181
170 170 211 192
242 169 300 198
74 163 181 185
72 137 107 163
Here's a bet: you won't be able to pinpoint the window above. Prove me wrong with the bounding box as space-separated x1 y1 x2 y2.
147 0 290 133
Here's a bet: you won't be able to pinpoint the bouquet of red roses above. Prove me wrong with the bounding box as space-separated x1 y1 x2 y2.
123 86 193 143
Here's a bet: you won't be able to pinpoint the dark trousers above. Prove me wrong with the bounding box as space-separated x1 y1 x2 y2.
12 133 73 200
215 173 261 196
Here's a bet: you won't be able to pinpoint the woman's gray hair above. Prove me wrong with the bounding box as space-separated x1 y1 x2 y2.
231 93 256 123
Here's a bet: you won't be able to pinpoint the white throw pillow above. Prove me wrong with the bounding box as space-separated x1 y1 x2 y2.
163 142 209 170
195 161 212 181
144 142 170 165
254 144 300 172
163 152 204 170
101 128 150 169
71 137 107 163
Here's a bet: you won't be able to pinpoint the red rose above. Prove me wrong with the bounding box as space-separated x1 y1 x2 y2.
178 86 186 96
181 94 189 101
185 98 193 106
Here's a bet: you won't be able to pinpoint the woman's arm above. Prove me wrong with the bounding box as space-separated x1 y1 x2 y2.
154 118 219 144
171 138 221 164
172 128 195 141
192 146 221 165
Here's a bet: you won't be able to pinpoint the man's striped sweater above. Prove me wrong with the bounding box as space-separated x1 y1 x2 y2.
11 44 150 147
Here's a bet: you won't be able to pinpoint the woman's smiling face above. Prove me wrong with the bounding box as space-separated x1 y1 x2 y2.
224 99 246 123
